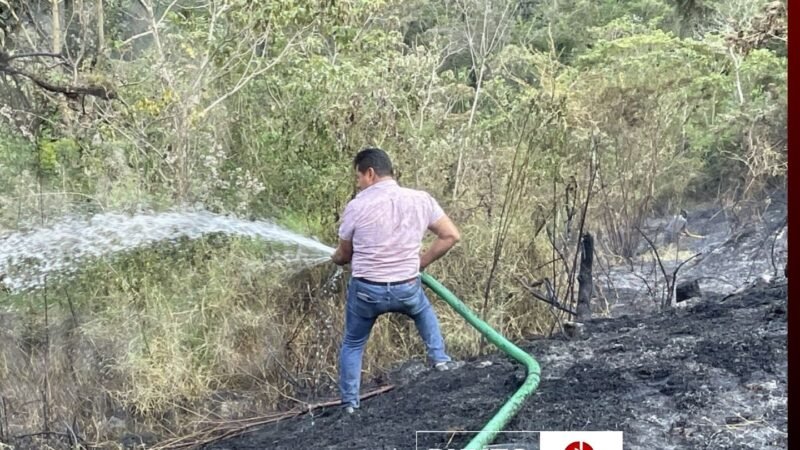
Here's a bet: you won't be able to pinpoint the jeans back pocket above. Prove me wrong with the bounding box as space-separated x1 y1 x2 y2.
390 281 421 303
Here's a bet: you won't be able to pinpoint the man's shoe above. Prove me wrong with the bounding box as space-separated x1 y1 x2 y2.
434 361 463 371
344 406 357 414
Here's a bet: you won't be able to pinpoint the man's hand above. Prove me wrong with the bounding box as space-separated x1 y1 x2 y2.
331 239 353 266
420 215 460 271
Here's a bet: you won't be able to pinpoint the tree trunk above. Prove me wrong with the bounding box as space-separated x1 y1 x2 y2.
97 0 104 54
675 279 702 302
576 232 593 322
52 0 62 54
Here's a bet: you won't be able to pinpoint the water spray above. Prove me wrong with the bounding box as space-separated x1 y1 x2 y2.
0 210 334 292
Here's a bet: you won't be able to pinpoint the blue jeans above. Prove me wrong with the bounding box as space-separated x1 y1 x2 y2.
339 276 451 407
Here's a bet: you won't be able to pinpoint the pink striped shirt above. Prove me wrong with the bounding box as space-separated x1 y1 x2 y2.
338 180 445 282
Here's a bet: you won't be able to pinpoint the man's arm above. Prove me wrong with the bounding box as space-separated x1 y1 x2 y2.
420 215 460 271
333 200 356 265
331 239 353 265
682 228 705 239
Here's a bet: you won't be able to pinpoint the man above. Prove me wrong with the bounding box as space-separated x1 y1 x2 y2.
665 209 704 244
331 147 461 413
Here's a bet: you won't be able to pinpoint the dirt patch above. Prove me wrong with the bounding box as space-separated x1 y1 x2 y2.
197 281 786 450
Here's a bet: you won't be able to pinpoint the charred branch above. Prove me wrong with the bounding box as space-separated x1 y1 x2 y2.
0 54 115 100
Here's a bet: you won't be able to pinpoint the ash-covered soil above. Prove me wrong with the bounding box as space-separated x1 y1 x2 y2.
607 191 788 317
201 197 788 450
204 279 787 450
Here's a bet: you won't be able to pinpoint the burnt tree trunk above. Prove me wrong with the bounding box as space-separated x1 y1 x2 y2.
675 279 702 302
576 232 594 322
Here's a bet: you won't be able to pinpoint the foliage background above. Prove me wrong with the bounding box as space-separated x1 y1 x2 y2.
0 0 786 444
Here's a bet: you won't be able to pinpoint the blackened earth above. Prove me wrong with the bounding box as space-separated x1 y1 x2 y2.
203 281 787 450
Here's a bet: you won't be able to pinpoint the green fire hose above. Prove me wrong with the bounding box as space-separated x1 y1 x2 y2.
420 272 541 450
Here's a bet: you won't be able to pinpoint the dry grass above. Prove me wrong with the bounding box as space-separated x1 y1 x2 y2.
0 216 564 446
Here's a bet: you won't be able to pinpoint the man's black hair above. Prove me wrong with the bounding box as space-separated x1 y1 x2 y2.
353 147 394 177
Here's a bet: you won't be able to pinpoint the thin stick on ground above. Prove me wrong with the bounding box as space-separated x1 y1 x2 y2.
513 275 576 316
636 226 703 308
594 250 619 306
668 252 703 305
635 226 670 307
149 385 395 450
671 253 703 281
627 257 658 306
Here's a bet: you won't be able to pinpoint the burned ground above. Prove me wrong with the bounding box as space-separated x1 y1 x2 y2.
201 198 788 450
203 280 786 450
